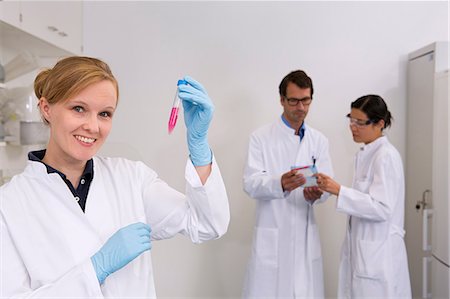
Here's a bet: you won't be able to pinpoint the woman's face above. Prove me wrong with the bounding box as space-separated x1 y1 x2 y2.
348 108 384 144
40 80 117 165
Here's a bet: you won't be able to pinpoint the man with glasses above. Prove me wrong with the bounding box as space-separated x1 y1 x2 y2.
242 70 334 298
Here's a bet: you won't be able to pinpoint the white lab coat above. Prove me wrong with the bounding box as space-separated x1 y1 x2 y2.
336 136 411 298
0 155 230 298
242 117 334 298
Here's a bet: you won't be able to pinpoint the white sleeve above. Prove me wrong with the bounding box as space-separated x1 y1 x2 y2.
243 133 285 200
0 216 103 298
336 154 397 221
142 155 230 243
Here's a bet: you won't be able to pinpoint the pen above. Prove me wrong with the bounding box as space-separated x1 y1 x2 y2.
312 156 316 166
168 79 188 134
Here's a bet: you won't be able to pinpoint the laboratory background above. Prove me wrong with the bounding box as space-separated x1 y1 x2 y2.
0 1 448 298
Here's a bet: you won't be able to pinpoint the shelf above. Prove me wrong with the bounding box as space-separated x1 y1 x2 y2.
0 135 18 146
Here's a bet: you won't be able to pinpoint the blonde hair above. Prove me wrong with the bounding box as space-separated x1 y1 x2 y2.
35 56 119 123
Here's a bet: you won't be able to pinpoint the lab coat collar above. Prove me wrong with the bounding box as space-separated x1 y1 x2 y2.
359 135 388 154
277 116 308 138
24 159 55 178
23 159 85 185
28 149 94 179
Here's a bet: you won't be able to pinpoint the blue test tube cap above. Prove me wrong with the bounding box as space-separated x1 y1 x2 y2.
177 79 188 86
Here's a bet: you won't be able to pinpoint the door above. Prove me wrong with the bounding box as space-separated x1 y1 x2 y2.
406 50 435 298
431 258 449 299
431 71 449 299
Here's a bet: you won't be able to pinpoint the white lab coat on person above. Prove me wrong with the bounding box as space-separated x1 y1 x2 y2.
242 117 334 298
336 136 411 299
0 155 230 298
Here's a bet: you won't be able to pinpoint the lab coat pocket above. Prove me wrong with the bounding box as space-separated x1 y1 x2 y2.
353 239 388 297
354 239 386 279
254 227 279 265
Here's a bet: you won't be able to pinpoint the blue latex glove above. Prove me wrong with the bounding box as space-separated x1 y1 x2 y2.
177 76 214 166
91 222 151 284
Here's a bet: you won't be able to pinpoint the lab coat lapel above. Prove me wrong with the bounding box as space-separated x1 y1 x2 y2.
294 124 315 167
84 161 118 239
41 171 104 260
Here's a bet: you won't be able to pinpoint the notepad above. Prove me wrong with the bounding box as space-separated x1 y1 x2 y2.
291 165 318 187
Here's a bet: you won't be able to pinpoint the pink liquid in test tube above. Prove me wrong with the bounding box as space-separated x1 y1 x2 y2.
168 79 187 134
168 106 179 134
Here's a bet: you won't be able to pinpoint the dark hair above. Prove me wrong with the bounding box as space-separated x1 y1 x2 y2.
279 70 313 98
351 94 392 129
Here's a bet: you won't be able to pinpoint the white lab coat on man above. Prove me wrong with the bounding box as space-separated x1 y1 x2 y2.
0 156 229 298
336 136 411 298
242 117 334 298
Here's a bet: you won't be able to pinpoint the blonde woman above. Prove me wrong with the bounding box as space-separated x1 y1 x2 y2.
0 56 229 297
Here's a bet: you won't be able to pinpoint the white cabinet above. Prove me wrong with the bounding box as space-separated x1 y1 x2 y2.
430 70 449 299
20 1 83 55
0 0 20 28
0 1 83 176
0 0 83 55
405 42 449 299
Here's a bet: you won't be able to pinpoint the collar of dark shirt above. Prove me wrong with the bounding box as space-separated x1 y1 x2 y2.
28 149 94 181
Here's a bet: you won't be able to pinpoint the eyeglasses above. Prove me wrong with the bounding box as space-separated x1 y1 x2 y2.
283 96 313 106
346 113 374 127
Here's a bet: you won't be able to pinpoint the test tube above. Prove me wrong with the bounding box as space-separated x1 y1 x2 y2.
168 79 188 134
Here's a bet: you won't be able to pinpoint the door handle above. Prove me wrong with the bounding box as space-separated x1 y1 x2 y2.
422 256 432 299
416 189 431 211
422 208 433 251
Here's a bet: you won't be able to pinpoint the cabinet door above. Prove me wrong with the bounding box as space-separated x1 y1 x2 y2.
20 1 82 54
406 51 435 298
431 71 449 299
0 0 22 28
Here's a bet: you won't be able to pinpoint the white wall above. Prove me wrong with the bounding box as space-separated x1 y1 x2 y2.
83 2 448 298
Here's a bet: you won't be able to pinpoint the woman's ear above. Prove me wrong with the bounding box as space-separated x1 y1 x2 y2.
376 119 385 130
38 97 50 124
